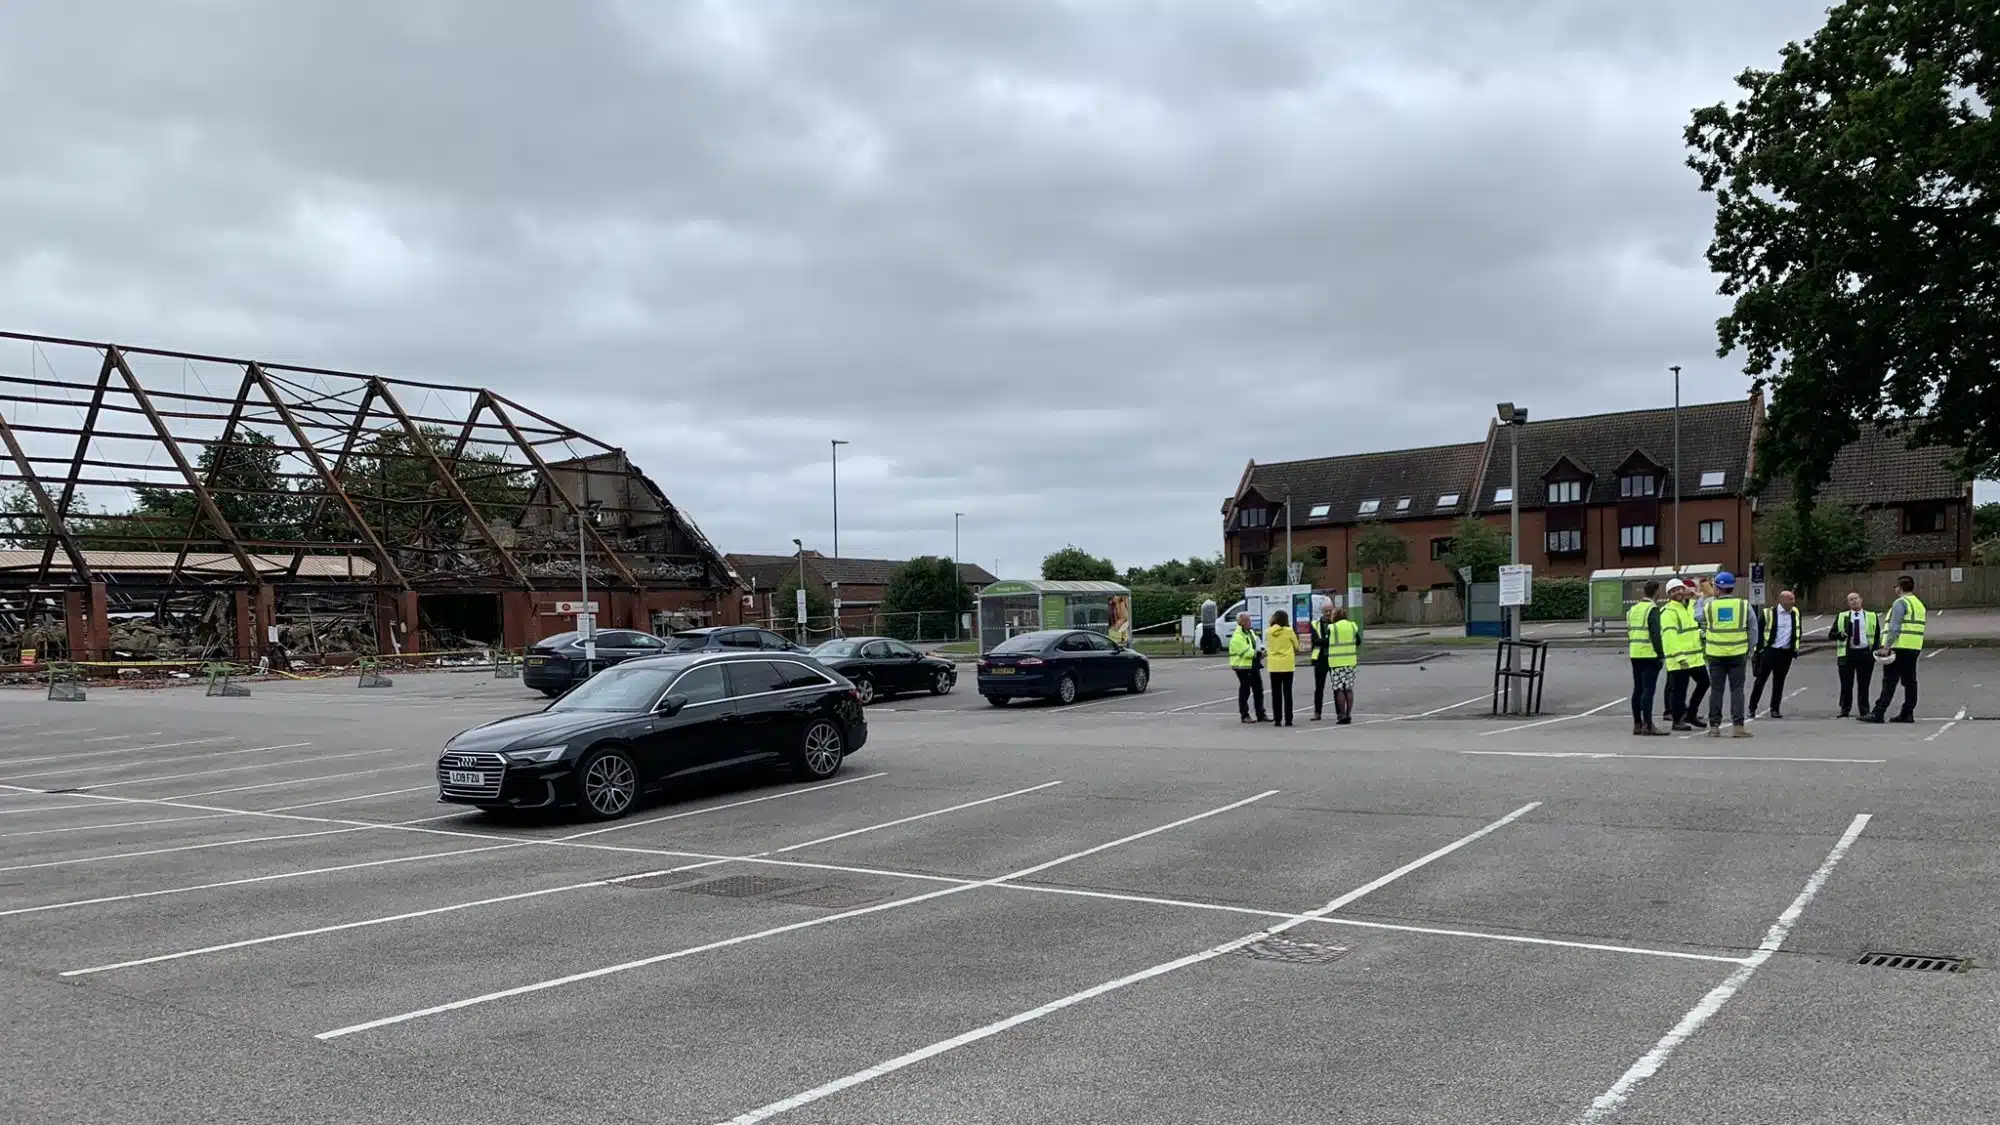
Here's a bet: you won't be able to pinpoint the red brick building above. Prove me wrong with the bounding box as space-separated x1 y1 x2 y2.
1223 391 1975 596
727 551 998 630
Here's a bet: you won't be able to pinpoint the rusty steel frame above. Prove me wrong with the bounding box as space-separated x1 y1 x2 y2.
0 332 736 596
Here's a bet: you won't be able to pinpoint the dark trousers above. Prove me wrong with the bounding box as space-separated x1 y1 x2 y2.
1836 656 1875 716
1235 667 1266 720
1312 663 1330 717
1629 658 1663 725
1666 665 1709 725
1270 672 1295 726
1708 655 1748 726
1749 649 1795 714
1686 664 1710 721
1872 649 1919 718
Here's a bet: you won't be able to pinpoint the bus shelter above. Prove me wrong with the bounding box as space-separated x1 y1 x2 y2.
1587 564 1722 634
977 579 1132 653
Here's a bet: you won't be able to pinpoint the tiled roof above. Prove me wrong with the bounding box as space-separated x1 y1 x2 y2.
725 551 998 589
1472 398 1758 512
1238 441 1489 527
1758 426 1968 507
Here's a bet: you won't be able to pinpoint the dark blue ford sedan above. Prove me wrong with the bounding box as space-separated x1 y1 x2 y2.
976 629 1149 706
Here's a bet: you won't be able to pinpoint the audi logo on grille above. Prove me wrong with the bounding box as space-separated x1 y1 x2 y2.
449 756 480 768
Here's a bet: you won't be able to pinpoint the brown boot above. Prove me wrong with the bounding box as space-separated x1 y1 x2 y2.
1644 724 1669 736
1633 721 1646 737
1732 724 1753 738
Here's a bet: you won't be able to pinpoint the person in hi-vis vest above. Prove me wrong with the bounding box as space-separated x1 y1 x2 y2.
1699 571 1762 737
1863 575 1927 724
1660 580 1707 731
1625 580 1667 736
1827 590 1880 719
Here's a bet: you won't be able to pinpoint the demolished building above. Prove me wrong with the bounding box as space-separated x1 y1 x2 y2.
0 331 744 664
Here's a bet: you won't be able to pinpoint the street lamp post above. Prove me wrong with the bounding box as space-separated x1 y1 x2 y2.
579 499 603 669
831 439 848 637
1670 364 1682 569
953 512 965 641
792 537 807 647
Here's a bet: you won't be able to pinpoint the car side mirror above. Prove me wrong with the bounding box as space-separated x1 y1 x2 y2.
656 694 689 717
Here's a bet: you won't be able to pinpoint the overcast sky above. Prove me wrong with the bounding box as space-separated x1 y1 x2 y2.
1 1 1986 578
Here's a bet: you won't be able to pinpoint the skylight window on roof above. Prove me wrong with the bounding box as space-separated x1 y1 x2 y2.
1357 499 1381 516
1307 503 1331 519
1395 497 1412 512
1493 487 1514 504
1436 493 1460 508
1699 470 1726 489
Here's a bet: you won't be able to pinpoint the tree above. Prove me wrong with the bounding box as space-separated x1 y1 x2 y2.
1760 502 1877 597
1440 517 1509 585
1686 0 1998 507
1208 565 1248 613
880 556 974 640
1976 501 2000 544
337 426 533 546
1352 523 1409 621
0 484 48 549
70 432 304 548
1041 545 1116 582
1262 549 1320 587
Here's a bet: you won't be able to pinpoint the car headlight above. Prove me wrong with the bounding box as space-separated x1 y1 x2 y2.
503 745 569 764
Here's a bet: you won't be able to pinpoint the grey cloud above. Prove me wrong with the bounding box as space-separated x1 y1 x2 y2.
0 0 1844 576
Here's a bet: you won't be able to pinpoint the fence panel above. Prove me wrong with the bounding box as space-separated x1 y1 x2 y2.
1801 566 2000 613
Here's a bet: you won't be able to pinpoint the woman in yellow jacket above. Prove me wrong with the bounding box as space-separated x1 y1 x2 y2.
1264 609 1299 727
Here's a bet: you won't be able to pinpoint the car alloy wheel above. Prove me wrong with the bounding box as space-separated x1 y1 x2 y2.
931 669 954 695
1056 674 1078 705
852 675 876 704
1129 666 1149 693
579 749 638 819
799 720 844 779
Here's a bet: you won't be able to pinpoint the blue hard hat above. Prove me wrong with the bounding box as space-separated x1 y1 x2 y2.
1715 571 1735 587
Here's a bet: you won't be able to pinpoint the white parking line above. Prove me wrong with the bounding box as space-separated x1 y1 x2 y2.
0 843 528 919
314 790 1280 1039
0 737 237 770
0 800 130 818
1571 813 1870 1124
1364 694 1488 724
1479 698 1624 737
558 773 886 841
1464 752 1887 764
714 801 1541 1123
0 825 376 874
162 764 426 801
0 743 321 786
267 786 434 812
82 731 162 742
1925 707 1968 742
63 782 1064 977
0 813 238 839
1165 695 1238 713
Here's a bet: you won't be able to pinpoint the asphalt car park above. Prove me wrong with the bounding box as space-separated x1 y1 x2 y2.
1 646 1996 1124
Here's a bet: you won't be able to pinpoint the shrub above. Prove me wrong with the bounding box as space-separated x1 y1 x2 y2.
1130 586 1201 632
1521 577 1589 621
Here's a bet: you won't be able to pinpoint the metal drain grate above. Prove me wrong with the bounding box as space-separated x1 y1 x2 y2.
773 882 897 910
1240 936 1353 965
41 787 88 795
671 875 816 899
609 871 717 891
1857 951 1967 973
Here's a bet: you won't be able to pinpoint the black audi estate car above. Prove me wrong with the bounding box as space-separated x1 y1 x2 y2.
438 651 866 820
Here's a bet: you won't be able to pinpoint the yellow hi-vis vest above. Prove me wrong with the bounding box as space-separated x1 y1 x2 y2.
1701 596 1751 658
1661 601 1702 671
1228 626 1259 669
1326 619 1360 668
1626 601 1660 659
1892 594 1927 651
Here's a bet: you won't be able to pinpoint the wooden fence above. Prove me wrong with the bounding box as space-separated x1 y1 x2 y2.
1800 566 2000 613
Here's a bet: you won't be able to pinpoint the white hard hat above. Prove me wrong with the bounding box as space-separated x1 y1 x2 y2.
1664 579 1687 592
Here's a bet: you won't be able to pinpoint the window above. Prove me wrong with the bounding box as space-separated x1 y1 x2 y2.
719 630 762 649
1430 537 1454 561
1058 634 1094 652
1903 504 1946 533
666 664 730 705
758 631 795 650
1546 480 1582 504
625 633 665 650
1394 497 1412 513
1358 499 1381 516
1493 487 1514 504
860 640 892 658
725 660 789 697
1436 493 1460 509
1909 559 1947 571
884 640 922 658
1242 506 1268 527
1619 524 1657 549
1307 503 1330 519
772 661 835 690
1699 519 1725 544
1545 529 1582 554
1619 474 1658 498
1699 470 1726 490
1079 632 1117 651
547 664 680 712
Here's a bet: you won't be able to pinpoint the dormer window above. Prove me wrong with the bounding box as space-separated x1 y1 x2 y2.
1619 474 1658 498
1546 480 1582 504
1493 487 1514 504
1699 470 1726 490
1357 499 1380 516
1307 503 1330 519
1436 493 1460 509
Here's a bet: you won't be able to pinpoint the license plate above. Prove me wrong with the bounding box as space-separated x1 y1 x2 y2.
989 667 1016 675
525 656 547 665
446 770 487 785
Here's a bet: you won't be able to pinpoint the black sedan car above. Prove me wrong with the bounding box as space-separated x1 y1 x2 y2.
809 637 956 704
977 629 1149 706
439 651 866 819
661 626 803 654
522 628 674 696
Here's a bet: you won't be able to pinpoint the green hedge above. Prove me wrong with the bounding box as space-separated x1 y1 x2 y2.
1130 585 1202 632
1522 577 1589 621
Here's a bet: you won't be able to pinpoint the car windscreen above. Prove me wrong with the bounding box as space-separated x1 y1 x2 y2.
547 663 679 711
812 641 864 658
662 632 714 652
990 633 1057 655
